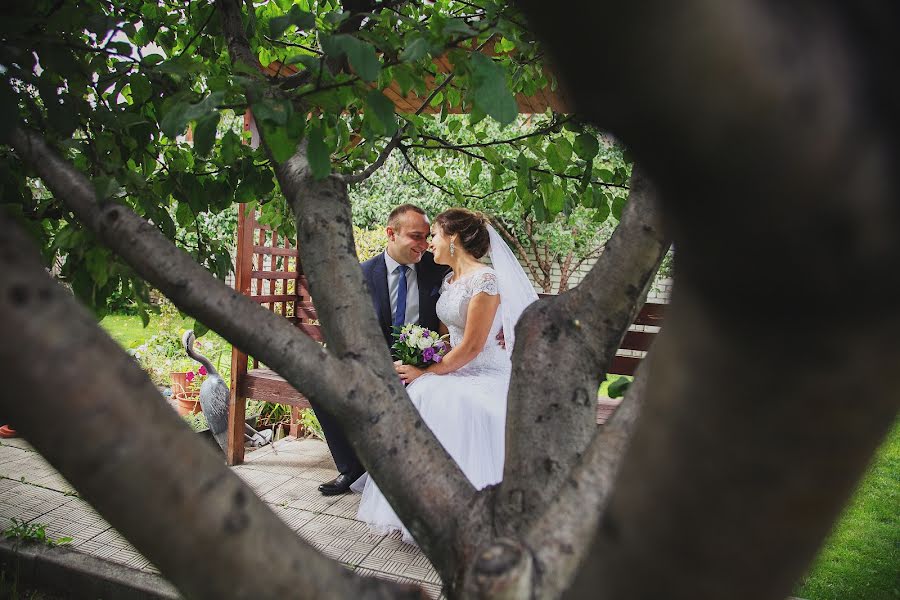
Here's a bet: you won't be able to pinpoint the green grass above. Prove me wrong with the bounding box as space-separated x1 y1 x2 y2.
796 419 900 600
99 313 232 380
98 313 183 349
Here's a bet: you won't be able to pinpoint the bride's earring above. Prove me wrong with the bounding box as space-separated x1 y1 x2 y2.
449 240 456 256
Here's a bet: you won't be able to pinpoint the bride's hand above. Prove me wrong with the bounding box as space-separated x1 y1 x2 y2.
395 363 425 385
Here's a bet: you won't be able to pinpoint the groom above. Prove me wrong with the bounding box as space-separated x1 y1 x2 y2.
316 204 449 496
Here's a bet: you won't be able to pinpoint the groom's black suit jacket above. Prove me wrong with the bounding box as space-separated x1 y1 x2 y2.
360 250 450 348
315 250 449 477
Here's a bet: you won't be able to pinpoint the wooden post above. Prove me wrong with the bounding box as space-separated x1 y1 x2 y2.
227 202 254 465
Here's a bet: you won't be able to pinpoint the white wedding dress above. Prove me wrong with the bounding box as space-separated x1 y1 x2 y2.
355 267 511 542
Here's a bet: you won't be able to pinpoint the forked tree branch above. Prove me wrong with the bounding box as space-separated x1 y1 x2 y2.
497 166 669 536
0 212 422 600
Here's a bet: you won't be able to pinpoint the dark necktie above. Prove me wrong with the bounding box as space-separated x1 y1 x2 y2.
393 265 409 329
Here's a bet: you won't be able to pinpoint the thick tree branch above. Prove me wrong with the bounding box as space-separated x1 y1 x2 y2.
0 212 422 600
7 127 355 414
497 166 669 536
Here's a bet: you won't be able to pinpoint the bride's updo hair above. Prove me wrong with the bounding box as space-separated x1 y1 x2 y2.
434 208 490 259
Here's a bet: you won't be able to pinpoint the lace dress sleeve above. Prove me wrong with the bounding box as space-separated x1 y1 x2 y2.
470 270 499 296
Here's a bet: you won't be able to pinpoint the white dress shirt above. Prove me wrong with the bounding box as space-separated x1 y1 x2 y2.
384 251 420 326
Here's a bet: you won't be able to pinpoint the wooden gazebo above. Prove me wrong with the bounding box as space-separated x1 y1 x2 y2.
225 55 661 466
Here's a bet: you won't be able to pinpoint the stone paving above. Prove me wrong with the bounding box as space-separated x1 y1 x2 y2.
0 435 443 599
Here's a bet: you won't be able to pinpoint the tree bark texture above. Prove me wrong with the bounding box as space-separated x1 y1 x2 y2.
510 2 900 598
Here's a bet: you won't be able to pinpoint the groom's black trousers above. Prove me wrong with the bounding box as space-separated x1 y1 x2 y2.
309 398 362 477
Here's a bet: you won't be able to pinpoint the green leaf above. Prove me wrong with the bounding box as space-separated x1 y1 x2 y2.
482 146 500 165
501 190 517 211
307 125 331 180
193 319 209 338
468 160 482 185
365 89 398 135
269 5 315 38
556 138 573 164
161 101 189 138
582 185 595 208
574 133 599 161
442 18 475 37
393 65 415 96
322 35 381 83
491 166 502 189
543 182 565 216
434 165 446 177
85 248 109 288
129 75 152 104
252 98 290 125
193 112 220 157
546 143 565 172
469 106 487 127
608 376 631 399
469 53 517 126
596 168 613 183
532 194 548 222
400 37 429 62
175 202 194 227
221 130 241 164
264 125 298 162
611 195 627 220
593 191 610 223
347 41 381 83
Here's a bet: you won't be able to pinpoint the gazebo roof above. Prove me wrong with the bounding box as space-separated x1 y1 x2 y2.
263 42 571 115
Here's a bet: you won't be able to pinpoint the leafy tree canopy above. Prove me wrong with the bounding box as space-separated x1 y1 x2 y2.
0 0 626 315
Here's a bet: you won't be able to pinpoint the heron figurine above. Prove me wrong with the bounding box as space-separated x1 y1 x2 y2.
182 330 274 453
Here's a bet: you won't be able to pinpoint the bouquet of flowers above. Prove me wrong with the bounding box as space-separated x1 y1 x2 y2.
391 324 449 366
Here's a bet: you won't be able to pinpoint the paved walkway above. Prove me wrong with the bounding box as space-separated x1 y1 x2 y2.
0 436 442 598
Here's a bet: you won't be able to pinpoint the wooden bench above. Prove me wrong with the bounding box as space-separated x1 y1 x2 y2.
226 205 665 464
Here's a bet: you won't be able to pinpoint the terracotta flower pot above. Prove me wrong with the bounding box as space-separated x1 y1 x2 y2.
175 391 201 416
170 371 192 396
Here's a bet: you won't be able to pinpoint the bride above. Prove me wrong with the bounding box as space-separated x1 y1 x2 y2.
355 208 538 542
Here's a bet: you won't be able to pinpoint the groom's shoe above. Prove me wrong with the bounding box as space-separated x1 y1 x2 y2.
318 471 362 496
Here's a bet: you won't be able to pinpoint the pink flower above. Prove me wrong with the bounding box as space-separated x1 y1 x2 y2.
185 371 195 382
198 365 207 376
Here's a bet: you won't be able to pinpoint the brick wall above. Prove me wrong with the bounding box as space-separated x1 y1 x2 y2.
513 249 673 303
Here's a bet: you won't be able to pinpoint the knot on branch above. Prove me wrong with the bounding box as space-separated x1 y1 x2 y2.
472 538 533 599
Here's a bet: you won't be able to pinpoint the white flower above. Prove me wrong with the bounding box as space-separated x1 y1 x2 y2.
416 336 432 350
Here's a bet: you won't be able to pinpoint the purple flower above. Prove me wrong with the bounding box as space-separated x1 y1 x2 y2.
433 354 442 363
422 329 431 337
422 347 435 362
399 333 407 341
198 365 207 376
